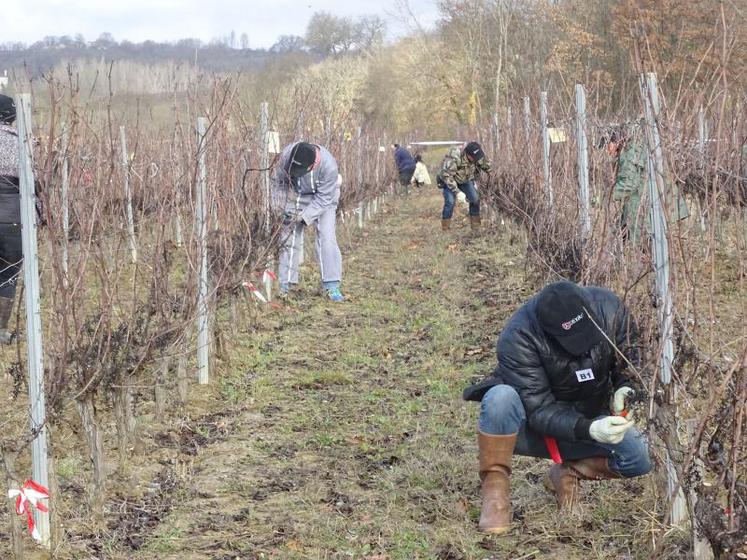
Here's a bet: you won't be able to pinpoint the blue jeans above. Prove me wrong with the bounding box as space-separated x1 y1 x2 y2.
439 178 480 219
479 385 652 478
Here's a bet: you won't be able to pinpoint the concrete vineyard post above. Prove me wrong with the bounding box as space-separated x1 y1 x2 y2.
523 96 531 146
260 102 270 236
540 91 553 205
119 126 138 263
61 127 70 278
697 105 707 231
575 85 591 238
196 117 210 385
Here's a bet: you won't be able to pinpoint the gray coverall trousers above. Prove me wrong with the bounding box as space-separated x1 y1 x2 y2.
278 191 342 286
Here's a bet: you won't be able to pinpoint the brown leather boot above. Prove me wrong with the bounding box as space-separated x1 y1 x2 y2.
0 296 14 345
478 431 516 534
470 215 481 230
545 456 621 510
441 219 451 231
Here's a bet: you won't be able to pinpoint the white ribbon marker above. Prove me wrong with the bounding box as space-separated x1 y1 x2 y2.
8 479 50 543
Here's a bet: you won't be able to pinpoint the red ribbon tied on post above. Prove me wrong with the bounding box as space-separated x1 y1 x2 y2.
242 281 268 304
8 479 50 542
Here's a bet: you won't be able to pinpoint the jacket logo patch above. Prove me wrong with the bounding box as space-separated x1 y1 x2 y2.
562 314 584 330
575 369 595 382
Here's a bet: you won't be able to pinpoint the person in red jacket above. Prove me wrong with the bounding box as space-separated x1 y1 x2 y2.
463 281 651 534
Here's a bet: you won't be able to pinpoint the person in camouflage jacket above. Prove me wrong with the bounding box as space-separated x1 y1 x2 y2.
436 141 491 230
608 124 688 243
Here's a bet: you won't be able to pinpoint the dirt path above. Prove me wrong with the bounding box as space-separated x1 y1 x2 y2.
120 193 650 560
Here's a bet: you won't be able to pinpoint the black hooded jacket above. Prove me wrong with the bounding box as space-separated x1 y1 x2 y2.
463 286 639 442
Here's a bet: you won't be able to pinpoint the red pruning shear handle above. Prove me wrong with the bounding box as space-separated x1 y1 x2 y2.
544 435 562 464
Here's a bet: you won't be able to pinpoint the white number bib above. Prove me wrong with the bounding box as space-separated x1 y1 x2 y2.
575 368 595 383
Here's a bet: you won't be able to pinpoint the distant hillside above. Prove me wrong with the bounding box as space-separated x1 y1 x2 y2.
0 37 311 78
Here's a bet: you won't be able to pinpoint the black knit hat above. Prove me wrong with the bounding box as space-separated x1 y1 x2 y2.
536 281 604 356
464 141 484 161
0 94 15 124
286 142 317 178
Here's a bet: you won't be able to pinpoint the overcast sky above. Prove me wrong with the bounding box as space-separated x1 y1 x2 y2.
4 0 441 48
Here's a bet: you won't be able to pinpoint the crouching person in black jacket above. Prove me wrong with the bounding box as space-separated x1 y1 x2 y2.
0 94 21 345
463 281 651 534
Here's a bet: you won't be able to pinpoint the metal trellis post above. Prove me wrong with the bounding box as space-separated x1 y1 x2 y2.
16 93 51 547
640 72 686 525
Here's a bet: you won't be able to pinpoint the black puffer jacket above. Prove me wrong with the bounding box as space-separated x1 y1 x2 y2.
464 286 639 442
0 124 20 224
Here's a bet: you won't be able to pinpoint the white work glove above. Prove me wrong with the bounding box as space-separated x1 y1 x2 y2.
610 386 636 416
589 416 634 444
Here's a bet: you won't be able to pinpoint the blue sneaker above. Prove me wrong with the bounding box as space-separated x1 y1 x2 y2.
323 281 344 302
326 286 344 302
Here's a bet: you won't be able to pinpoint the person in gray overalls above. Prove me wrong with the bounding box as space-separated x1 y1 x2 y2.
273 142 344 302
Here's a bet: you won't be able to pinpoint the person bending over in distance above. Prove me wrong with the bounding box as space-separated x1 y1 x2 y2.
272 141 344 302
436 141 491 231
392 143 416 196
410 153 431 189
